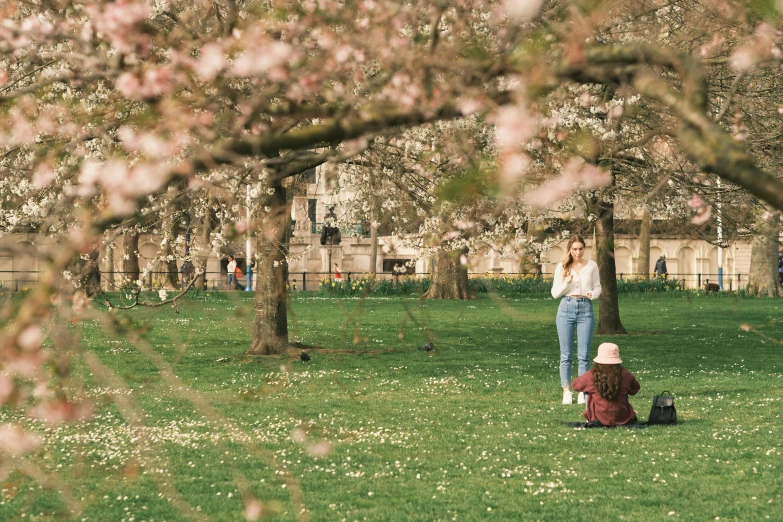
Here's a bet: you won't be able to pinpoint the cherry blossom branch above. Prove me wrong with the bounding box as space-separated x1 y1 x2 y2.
714 70 747 123
556 44 783 212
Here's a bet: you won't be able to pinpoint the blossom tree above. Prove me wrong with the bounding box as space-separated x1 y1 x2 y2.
4 1 783 513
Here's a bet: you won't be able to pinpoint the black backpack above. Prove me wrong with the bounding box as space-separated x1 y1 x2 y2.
647 390 677 425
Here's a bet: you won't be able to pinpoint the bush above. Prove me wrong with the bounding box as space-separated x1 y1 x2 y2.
317 275 431 296
469 274 553 296
314 273 694 297
615 276 684 293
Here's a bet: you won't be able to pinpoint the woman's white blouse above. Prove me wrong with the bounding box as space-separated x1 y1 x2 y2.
550 260 602 300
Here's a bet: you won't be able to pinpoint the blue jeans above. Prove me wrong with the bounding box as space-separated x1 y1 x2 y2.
227 274 236 289
556 297 594 387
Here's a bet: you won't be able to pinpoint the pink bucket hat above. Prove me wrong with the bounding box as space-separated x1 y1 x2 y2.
593 342 622 364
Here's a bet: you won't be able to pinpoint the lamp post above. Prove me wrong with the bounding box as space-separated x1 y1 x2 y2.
245 184 253 291
717 178 723 290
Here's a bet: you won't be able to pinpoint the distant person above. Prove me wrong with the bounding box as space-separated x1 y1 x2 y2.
654 255 668 278
226 255 237 290
180 259 195 283
573 343 640 427
551 234 601 405
234 263 245 291
778 251 782 285
334 263 342 281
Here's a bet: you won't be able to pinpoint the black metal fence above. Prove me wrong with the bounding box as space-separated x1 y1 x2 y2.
0 270 751 292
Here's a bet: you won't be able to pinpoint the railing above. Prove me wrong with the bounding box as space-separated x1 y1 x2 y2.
0 270 752 292
615 272 746 291
309 222 367 236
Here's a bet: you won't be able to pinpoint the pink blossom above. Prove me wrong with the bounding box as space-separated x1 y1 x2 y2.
691 206 712 225
607 105 623 119
231 42 294 77
30 399 92 425
699 34 725 58
499 151 531 190
492 105 537 151
17 325 42 351
334 44 353 63
32 162 56 188
729 47 757 72
5 351 48 379
243 499 266 521
306 440 334 457
9 110 35 146
86 1 152 54
0 424 40 456
198 111 215 127
0 69 7 86
524 158 611 208
194 43 226 82
140 67 174 98
579 92 592 108
312 28 335 49
687 194 705 208
503 0 544 21
69 227 99 254
116 72 142 98
457 97 484 116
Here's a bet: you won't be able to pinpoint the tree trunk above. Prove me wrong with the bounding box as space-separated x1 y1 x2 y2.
122 232 140 287
70 248 102 297
748 210 781 297
426 249 468 299
369 202 378 278
637 208 651 279
107 242 115 290
193 203 212 291
164 221 180 290
249 178 290 354
592 196 627 335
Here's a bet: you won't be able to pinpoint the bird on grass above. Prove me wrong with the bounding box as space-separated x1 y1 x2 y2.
300 351 311 362
420 342 434 352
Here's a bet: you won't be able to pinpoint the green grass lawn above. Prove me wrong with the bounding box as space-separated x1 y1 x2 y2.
2 292 783 521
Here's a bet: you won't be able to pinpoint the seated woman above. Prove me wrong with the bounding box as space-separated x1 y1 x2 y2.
573 342 640 427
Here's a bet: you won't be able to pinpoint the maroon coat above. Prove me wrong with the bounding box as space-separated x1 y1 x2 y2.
573 367 640 426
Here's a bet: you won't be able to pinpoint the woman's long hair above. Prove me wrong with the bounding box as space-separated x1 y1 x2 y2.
561 234 586 279
592 363 622 400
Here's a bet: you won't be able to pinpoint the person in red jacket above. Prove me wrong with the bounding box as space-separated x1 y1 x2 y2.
573 342 640 427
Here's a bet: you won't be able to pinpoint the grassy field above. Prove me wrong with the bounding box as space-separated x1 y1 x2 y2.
2 292 783 521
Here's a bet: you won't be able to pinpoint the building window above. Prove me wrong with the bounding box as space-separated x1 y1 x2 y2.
303 168 317 184
308 199 317 223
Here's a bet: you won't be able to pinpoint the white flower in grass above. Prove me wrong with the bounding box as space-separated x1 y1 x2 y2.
158 289 168 301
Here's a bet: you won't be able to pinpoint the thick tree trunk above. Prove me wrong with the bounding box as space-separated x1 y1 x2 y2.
84 249 102 297
637 208 651 279
249 178 290 354
748 211 781 297
122 233 140 287
593 196 627 335
164 224 180 289
107 242 115 290
193 204 212 291
426 249 468 300
70 248 102 297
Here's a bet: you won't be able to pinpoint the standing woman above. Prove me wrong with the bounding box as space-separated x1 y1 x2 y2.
551 234 601 404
